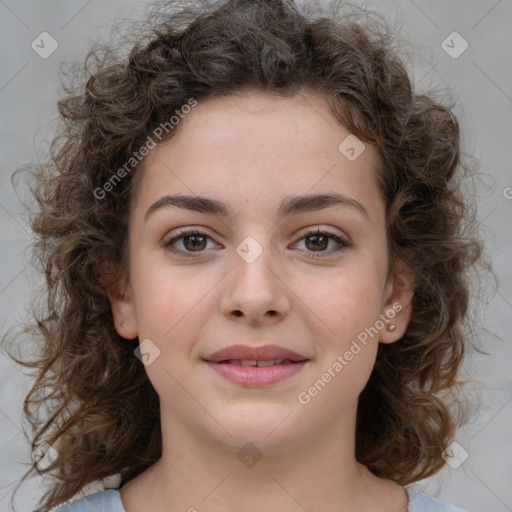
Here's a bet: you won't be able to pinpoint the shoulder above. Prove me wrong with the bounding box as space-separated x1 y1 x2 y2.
407 488 469 512
49 485 468 512
50 490 125 512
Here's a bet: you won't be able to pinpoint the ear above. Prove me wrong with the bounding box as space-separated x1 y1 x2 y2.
103 262 138 340
379 257 415 343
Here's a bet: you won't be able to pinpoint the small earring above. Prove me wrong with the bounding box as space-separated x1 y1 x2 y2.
387 324 396 332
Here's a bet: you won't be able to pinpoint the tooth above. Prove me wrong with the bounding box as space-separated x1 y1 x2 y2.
225 359 294 367
239 360 258 367
256 360 276 367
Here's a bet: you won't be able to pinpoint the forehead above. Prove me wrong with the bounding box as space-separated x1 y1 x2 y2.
132 90 382 218
165 89 368 160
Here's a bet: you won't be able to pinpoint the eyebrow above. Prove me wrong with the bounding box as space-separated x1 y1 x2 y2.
144 192 370 223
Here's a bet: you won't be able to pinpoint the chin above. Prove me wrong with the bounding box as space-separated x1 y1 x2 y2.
206 404 304 451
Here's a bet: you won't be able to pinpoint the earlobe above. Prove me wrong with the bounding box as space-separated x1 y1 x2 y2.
379 258 415 344
103 264 138 340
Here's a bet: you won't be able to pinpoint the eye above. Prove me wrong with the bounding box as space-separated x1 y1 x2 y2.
163 229 220 257
162 227 351 259
293 228 351 259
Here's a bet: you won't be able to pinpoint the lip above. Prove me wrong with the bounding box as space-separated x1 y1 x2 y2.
204 360 309 387
202 344 310 387
204 344 309 363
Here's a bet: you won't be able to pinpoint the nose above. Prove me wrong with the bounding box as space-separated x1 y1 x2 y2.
219 239 291 326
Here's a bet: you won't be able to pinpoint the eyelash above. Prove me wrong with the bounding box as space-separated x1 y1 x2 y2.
162 228 352 259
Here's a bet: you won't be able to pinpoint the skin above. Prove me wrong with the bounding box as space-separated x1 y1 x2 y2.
107 89 415 512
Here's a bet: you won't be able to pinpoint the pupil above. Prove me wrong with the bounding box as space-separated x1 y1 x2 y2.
185 235 206 251
307 235 327 251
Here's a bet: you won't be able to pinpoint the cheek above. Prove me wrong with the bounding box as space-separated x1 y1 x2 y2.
296 274 381 411
295 261 384 389
300 261 385 340
130 250 214 340
129 260 217 404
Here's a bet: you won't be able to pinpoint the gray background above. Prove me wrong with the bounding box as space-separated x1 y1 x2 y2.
1 1 511 511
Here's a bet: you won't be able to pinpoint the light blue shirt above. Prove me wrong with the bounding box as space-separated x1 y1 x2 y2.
51 487 469 511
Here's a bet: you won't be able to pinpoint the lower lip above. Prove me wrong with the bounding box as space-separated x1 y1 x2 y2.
204 361 308 387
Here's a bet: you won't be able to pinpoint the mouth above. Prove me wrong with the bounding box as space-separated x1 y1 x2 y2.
211 358 308 367
203 357 309 387
202 344 310 387
204 344 309 363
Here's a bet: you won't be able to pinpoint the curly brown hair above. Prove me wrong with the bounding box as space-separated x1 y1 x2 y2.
2 0 492 510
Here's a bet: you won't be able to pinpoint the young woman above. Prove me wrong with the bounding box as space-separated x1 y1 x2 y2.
4 0 487 510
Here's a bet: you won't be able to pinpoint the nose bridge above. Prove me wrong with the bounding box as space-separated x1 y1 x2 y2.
221 233 290 321
234 234 278 294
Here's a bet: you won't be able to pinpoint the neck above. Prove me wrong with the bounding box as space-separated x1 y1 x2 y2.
119 402 407 512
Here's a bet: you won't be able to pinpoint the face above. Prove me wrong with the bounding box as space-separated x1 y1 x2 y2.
108 90 414 453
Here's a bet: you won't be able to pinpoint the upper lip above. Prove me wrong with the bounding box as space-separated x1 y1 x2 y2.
203 344 309 363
